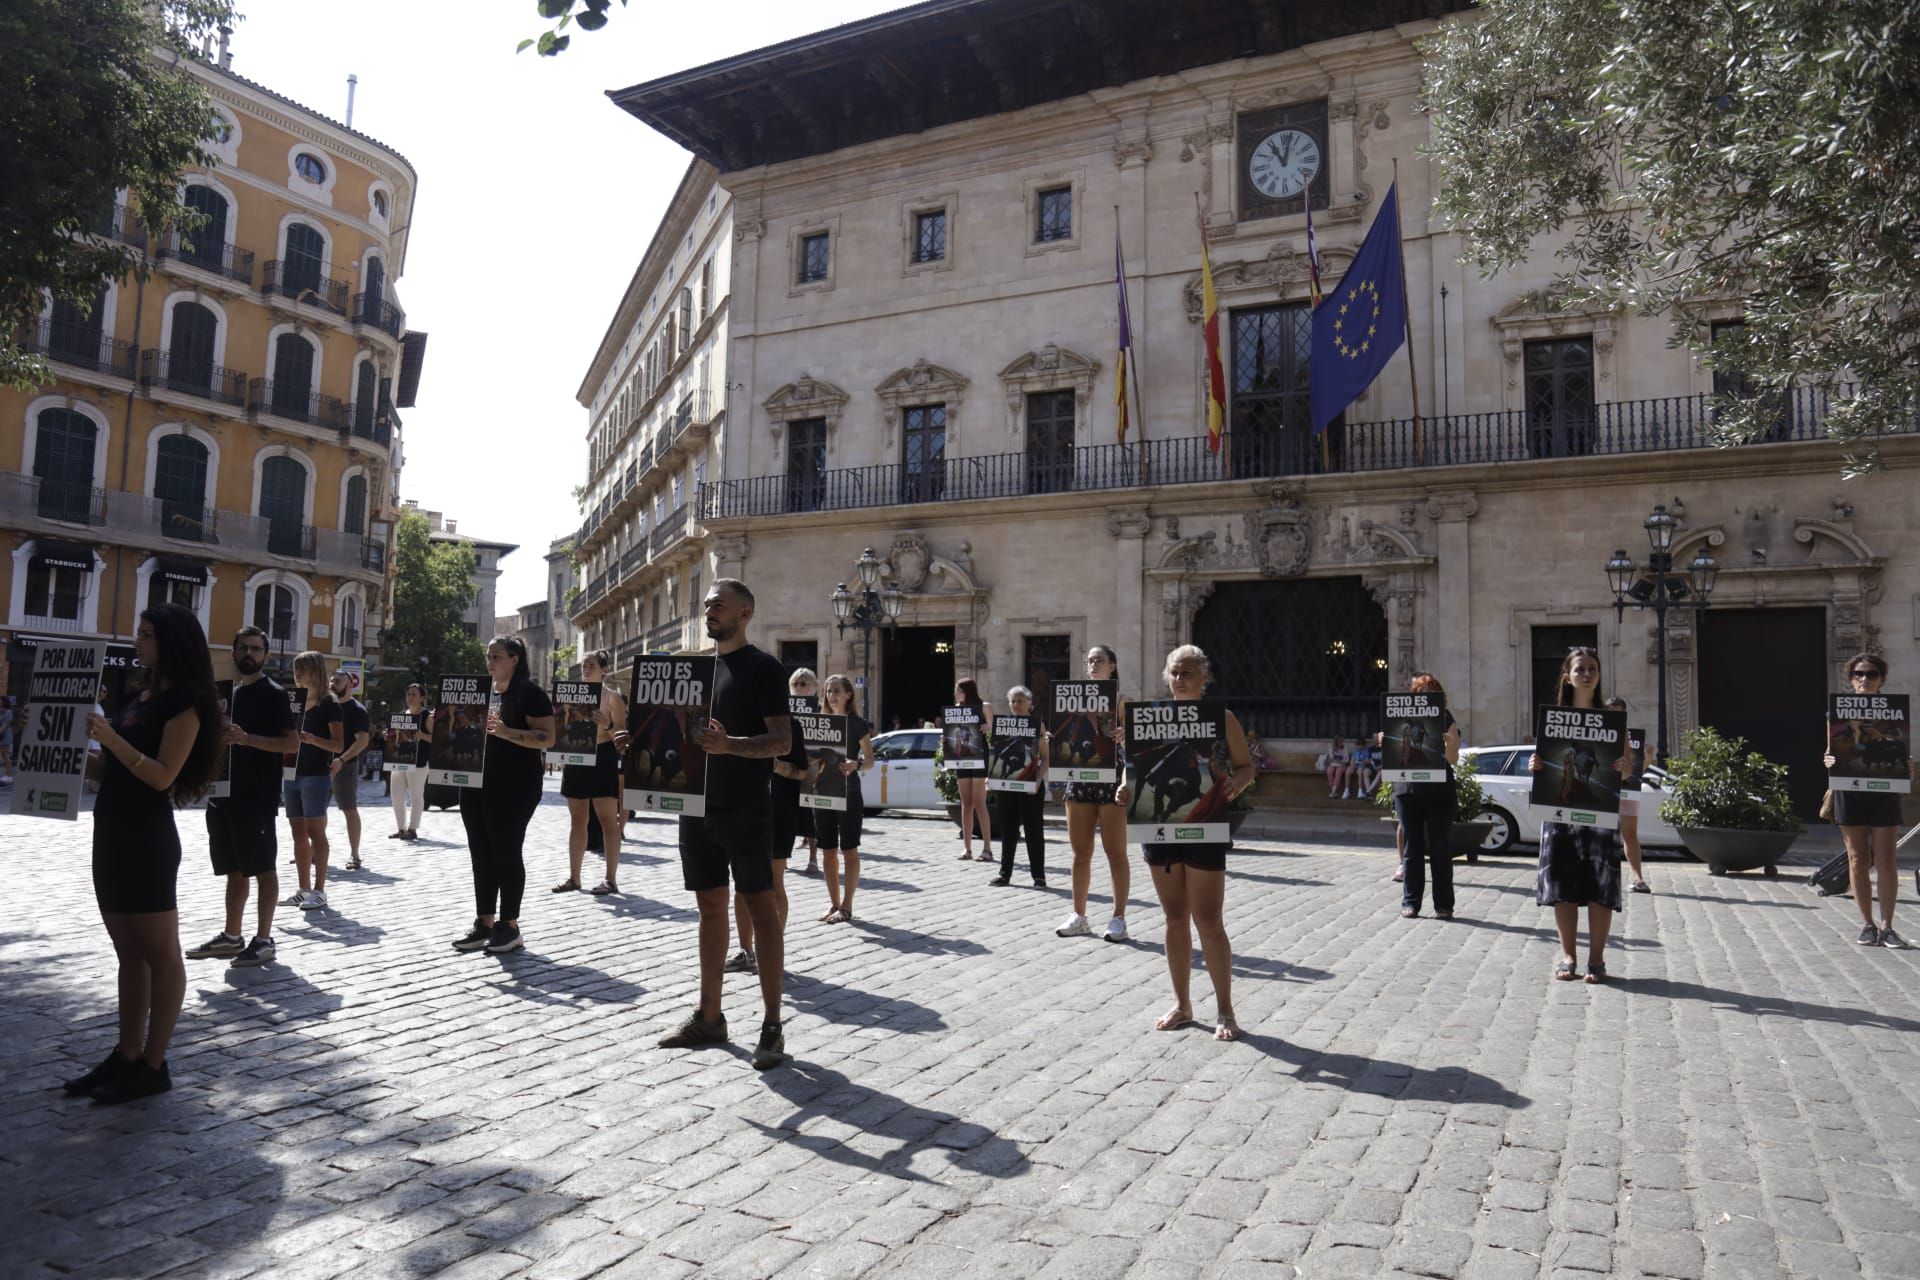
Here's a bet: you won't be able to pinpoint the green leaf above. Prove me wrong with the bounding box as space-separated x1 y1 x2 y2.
576 10 608 30
516 37 535 52
537 0 572 18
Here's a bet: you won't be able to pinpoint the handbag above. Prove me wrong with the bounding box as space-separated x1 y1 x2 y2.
1819 789 1835 822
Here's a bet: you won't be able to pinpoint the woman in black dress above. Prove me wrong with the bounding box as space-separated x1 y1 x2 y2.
68 604 222 1103
556 648 628 896
816 674 875 923
451 636 554 956
1532 647 1633 982
1825 653 1914 948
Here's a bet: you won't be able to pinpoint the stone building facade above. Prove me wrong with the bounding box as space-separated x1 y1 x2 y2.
605 0 1917 811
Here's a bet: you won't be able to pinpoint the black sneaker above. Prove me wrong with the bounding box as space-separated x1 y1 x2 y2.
1880 928 1909 950
484 922 523 954
657 1010 728 1048
452 919 491 952
229 937 276 968
1857 924 1882 946
987 874 1011 886
185 931 244 959
752 1022 788 1071
91 1059 171 1105
62 1050 133 1096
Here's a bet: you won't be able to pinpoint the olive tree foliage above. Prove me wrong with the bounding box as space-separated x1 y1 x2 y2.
0 0 236 390
519 0 626 56
1422 0 1920 474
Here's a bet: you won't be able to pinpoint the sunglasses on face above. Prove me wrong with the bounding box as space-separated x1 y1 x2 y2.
1849 668 1884 679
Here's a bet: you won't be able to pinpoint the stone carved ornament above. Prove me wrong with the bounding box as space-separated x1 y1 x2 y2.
1183 243 1356 321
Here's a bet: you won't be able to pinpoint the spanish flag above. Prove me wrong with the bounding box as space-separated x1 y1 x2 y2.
1196 196 1226 455
1114 225 1132 445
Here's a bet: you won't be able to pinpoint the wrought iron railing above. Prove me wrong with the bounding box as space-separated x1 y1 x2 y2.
615 635 647 662
621 543 648 578
250 379 345 430
265 520 318 560
345 400 394 446
162 233 254 285
91 204 145 250
20 317 137 379
261 260 349 314
646 618 685 651
650 506 689 554
141 349 247 406
7 473 108 526
353 291 404 338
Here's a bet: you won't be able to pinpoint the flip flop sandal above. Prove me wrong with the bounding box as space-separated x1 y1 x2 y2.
551 879 580 893
1554 959 1580 981
589 882 618 896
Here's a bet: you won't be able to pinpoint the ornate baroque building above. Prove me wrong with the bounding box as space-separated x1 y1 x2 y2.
606 0 1917 814
2 35 425 693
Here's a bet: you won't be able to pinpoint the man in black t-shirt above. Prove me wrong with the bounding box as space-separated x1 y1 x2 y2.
328 671 373 870
659 579 793 1071
187 628 300 968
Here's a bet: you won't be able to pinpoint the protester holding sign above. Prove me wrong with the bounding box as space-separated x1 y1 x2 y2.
1383 677 1461 921
1115 645 1253 1042
947 680 992 861
69 605 221 1104
9 643 103 820
1824 654 1916 948
1056 648 1131 941
813 675 874 924
987 687 1047 887
1530 647 1632 982
555 649 629 897
186 627 298 970
449 636 554 956
387 684 431 840
284 653 344 912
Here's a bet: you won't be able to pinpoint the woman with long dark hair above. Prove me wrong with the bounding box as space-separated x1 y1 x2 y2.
1825 653 1915 948
451 635 554 956
1532 647 1632 982
952 678 993 861
1058 645 1131 942
68 605 222 1103
555 648 628 896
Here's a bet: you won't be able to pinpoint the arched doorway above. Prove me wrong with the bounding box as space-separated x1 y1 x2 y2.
1192 577 1387 739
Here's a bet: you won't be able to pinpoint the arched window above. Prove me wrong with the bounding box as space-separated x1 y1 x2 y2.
153 433 210 539
167 300 218 391
343 473 367 536
253 583 297 647
354 358 377 434
181 185 229 272
372 189 388 218
48 286 107 368
33 408 98 522
259 455 309 557
294 152 327 184
283 223 326 295
271 333 316 420
340 594 361 653
363 254 385 310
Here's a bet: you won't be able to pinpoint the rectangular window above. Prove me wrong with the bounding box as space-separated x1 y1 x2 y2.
798 232 830 284
1531 625 1599 723
1229 303 1329 478
913 210 947 263
1035 187 1072 243
780 640 819 677
150 576 198 612
678 289 693 347
26 557 85 620
1523 337 1596 459
699 257 713 319
785 417 827 513
1024 390 1075 495
1709 319 1792 441
900 403 947 504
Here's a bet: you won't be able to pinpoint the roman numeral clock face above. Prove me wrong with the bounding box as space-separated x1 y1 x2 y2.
1249 128 1321 200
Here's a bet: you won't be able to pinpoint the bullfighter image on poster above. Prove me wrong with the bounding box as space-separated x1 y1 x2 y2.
428 675 489 787
1124 700 1233 844
386 713 420 773
1828 693 1911 792
1530 704 1627 829
1050 679 1119 783
624 655 713 816
281 686 306 782
9 641 105 820
987 714 1042 794
942 704 986 774
796 711 850 811
1380 691 1450 784
548 680 601 767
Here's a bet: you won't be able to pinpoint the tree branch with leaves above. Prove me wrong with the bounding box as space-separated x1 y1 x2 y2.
519 0 626 56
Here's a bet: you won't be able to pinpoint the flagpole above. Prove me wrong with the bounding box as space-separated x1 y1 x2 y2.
1391 158 1424 465
1116 204 1149 485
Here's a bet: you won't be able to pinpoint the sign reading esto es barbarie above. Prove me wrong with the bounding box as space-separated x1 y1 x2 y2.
1124 700 1233 844
10 642 106 821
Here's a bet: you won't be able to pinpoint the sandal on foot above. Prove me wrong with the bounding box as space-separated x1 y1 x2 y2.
551 878 580 893
1554 959 1580 981
1584 960 1608 984
589 881 618 896
824 908 848 924
1155 1007 1197 1031
1214 1019 1241 1042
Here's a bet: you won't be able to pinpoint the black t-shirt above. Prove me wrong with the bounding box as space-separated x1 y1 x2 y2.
217 676 295 811
336 697 371 758
1404 709 1459 800
294 698 343 776
97 686 198 830
482 681 554 792
707 644 792 812
843 713 872 797
404 710 432 765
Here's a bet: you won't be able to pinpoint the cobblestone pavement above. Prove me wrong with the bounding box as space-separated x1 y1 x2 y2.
3 781 1918 1280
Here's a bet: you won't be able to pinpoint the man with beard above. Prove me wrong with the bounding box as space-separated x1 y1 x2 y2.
186 628 300 968
658 579 794 1071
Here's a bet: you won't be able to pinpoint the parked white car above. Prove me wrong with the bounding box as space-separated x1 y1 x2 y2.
868 729 943 814
1461 744 1685 855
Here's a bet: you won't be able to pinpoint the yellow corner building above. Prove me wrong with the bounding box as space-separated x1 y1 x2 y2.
2 35 424 698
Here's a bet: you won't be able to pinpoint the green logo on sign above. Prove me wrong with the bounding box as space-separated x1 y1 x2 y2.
40 793 70 813
1866 781 1890 791
1573 810 1597 823
663 796 685 811
1176 826 1203 839
1411 771 1433 781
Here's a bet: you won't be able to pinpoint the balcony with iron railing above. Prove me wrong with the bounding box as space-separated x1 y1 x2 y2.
353 291 405 339
620 542 649 580
2 472 106 527
615 634 647 662
661 389 715 459
159 232 255 286
701 388 1896 521
649 505 690 555
646 617 686 652
91 203 146 250
345 399 395 448
261 260 349 315
249 379 345 431
141 349 247 407
18 316 137 380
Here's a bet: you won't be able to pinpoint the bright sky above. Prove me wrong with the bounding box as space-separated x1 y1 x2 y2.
232 0 899 615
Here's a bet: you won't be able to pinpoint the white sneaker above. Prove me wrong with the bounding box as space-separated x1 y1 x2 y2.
1055 912 1092 937
1103 916 1129 943
301 889 327 911
280 889 308 908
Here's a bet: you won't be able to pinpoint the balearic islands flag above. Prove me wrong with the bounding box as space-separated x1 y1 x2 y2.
1195 199 1226 454
1114 224 1132 444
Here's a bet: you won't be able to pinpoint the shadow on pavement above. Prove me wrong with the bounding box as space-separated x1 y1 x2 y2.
785 973 948 1033
847 919 989 957
1230 870 1331 888
1648 890 1816 909
280 905 387 948
843 875 921 895
206 963 346 1022
1230 1032 1533 1109
1617 977 1920 1033
481 951 647 1005
748 1059 1028 1181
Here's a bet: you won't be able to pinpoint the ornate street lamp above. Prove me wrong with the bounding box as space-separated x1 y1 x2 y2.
831 548 904 719
1606 504 1716 764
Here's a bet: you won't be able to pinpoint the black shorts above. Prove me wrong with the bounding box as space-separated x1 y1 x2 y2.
679 811 774 894
1143 842 1229 873
1834 789 1903 829
206 806 279 876
561 742 623 799
814 797 864 851
769 775 803 860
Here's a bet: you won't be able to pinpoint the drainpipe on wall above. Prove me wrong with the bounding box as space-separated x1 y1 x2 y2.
108 268 147 640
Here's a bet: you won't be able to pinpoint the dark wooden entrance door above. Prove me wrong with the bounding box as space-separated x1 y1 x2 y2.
879 625 955 732
1696 608 1827 820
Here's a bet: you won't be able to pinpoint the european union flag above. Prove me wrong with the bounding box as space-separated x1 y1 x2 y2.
1310 182 1407 432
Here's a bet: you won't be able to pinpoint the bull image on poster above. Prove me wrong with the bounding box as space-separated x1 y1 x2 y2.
796 711 850 811
1829 694 1911 793
624 655 713 816
428 676 489 787
987 715 1042 794
548 680 601 767
1124 701 1233 844
1050 679 1119 784
386 713 422 773
1530 705 1627 829
1380 691 1449 783
942 705 986 774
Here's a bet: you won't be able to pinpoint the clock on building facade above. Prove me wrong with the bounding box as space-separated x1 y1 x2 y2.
1236 101 1330 221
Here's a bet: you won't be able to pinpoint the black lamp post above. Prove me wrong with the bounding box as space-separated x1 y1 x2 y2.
1606 503 1719 765
830 547 904 721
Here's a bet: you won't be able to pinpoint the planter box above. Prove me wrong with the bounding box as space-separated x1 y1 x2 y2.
1679 825 1800 876
1449 820 1495 861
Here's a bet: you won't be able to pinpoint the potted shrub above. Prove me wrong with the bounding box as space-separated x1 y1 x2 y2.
1658 725 1804 876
